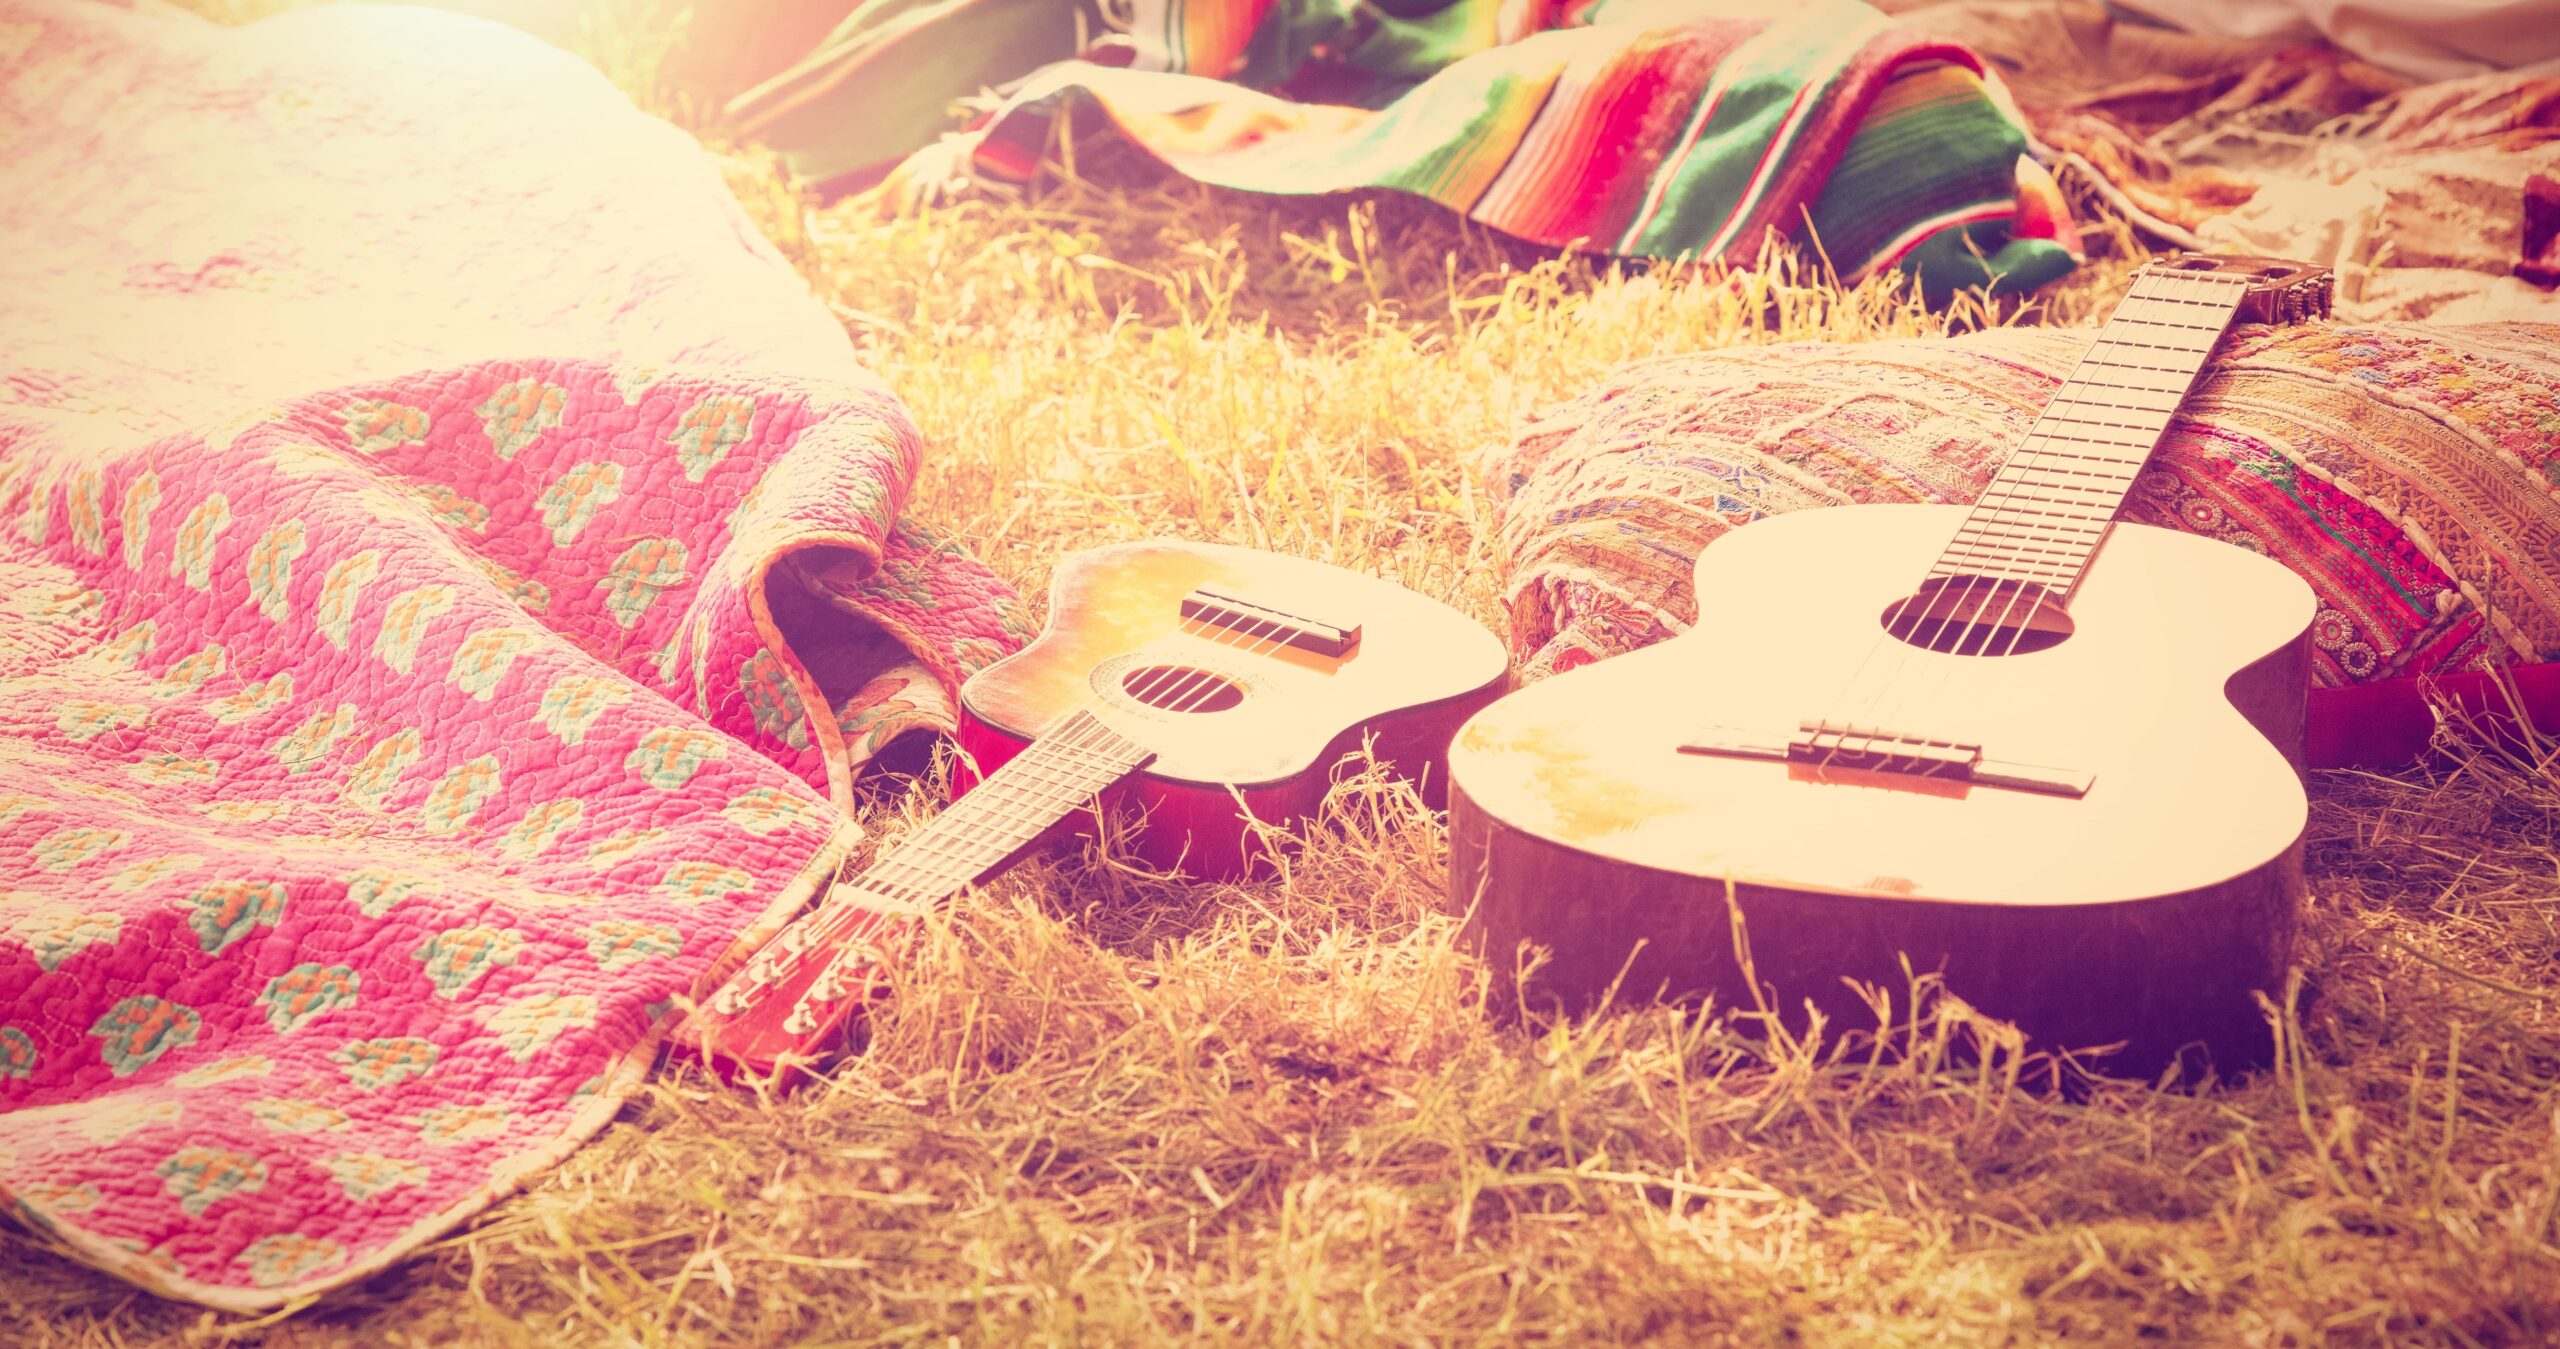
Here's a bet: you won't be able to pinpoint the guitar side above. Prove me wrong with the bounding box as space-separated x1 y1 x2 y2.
1446 504 2316 1074
956 689 1492 880
958 539 1510 878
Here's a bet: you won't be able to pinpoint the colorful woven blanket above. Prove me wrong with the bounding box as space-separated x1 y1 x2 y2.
0 0 1021 1312
734 0 2082 298
1488 318 2560 766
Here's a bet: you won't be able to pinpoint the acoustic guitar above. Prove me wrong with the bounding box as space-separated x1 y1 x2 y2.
682 540 1508 1078
1445 255 2334 1076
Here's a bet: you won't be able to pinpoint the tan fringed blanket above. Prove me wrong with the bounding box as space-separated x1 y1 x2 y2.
1885 0 2560 322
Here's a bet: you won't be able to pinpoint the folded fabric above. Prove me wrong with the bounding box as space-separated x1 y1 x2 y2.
1892 0 2560 321
2110 0 2560 83
1485 318 2560 768
737 0 2083 299
0 0 1022 1312
2526 172 2560 286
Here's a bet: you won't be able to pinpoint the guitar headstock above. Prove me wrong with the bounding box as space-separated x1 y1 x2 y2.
2148 253 2334 325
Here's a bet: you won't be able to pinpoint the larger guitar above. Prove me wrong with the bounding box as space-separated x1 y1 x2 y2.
1445 256 2334 1075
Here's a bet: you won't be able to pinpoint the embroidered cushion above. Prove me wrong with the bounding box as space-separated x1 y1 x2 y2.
1485 320 2560 766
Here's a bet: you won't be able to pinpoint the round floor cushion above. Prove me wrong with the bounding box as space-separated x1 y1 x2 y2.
1484 318 2560 767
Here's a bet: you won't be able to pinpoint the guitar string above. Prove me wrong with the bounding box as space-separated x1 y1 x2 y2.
818 609 1301 907
1858 270 2239 758
1962 271 2246 679
1824 268 2240 771
747 605 1315 1032
700 606 1302 1033
1808 266 2189 762
1801 274 2213 749
853 609 1302 904
755 606 1300 944
1847 270 2202 739
1855 270 2247 757
696 600 1314 1038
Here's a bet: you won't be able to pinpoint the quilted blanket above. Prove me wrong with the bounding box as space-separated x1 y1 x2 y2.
0 0 1022 1313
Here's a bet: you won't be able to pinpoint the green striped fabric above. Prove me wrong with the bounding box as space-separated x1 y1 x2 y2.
732 0 2082 299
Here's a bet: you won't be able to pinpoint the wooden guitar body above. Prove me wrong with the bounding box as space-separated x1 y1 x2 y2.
956 540 1508 879
1447 504 2317 1074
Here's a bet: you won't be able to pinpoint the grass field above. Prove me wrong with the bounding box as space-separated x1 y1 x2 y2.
7 3 2559 1344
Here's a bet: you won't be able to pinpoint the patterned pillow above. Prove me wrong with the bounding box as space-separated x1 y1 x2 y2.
1485 320 2560 766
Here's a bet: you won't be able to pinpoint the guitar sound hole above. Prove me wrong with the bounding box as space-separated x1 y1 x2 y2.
1881 577 2074 656
1121 665 1245 713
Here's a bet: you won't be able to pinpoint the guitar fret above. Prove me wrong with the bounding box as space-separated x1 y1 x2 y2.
1983 496 2125 518
1998 467 2138 491
1968 515 2109 529
2122 290 2246 311
2102 316 2227 335
2054 402 2180 423
2029 427 2158 449
2129 286 2246 308
1979 496 2120 513
1963 494 2120 519
1941 538 2088 566
2084 336 2218 358
2036 421 2163 442
888 845 982 889
2081 358 2198 379
1968 515 2116 538
2112 301 2236 322
1964 532 2112 554
1917 265 2251 589
2062 377 2189 403
2040 405 2176 430
2037 407 2160 427
998 752 1090 802
1942 553 2078 573
2014 443 2151 467
2017 431 2157 457
1969 518 2114 539
2097 312 2228 333
847 714 1155 913
1955 521 2110 548
1993 486 2129 506
1044 740 1139 781
1930 561 2076 585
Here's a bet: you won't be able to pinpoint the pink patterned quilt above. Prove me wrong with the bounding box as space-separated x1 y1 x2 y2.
0 0 1023 1311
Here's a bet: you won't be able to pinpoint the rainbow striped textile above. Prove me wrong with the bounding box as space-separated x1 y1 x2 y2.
734 0 2082 298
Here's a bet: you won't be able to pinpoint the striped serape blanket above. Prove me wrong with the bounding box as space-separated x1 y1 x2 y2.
733 0 2082 298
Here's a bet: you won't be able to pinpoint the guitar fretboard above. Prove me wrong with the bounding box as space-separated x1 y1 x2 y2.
854 707 1153 907
1927 268 2251 595
692 706 1152 1033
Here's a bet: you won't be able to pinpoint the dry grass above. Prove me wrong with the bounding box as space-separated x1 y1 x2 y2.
8 3 2559 1344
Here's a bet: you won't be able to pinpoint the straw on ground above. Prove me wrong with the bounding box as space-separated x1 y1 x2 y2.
6 5 2555 1344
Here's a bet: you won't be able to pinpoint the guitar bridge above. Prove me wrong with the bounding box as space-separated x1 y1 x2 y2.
1680 721 2094 798
1180 587 1360 656
1790 722 1981 775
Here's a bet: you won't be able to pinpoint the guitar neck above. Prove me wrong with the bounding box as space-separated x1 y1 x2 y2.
855 707 1153 907
1929 267 2253 595
681 706 1152 1076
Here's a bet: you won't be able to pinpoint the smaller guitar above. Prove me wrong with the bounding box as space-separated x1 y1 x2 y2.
679 540 1508 1079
